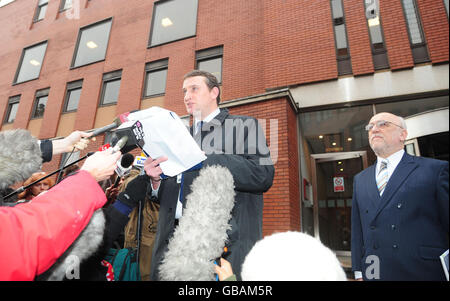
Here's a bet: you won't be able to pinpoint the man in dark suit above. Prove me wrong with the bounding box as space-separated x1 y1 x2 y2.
145 70 275 280
351 112 448 281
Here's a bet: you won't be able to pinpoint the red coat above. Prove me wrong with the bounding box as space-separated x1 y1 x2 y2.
0 171 107 281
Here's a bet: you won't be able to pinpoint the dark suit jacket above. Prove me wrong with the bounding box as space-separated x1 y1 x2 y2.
351 152 448 280
150 109 274 280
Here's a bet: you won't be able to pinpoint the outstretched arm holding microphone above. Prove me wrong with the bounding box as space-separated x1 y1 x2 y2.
0 140 121 280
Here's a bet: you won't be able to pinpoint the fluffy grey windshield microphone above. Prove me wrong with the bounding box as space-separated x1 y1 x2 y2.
0 129 42 190
158 165 235 281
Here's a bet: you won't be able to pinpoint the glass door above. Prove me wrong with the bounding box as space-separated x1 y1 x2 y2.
310 151 368 270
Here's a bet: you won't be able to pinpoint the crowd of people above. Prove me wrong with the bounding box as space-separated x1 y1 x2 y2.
0 70 447 281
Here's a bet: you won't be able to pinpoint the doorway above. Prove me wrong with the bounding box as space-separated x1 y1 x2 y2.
310 151 368 272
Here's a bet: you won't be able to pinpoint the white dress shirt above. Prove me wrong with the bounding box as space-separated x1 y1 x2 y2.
375 149 405 185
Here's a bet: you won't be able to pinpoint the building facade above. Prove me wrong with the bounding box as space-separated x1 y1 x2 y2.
1 0 448 270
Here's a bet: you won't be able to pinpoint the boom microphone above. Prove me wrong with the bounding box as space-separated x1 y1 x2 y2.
158 165 235 281
0 129 42 190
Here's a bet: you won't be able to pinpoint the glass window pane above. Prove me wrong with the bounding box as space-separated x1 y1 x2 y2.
331 0 344 19
37 3 47 21
299 106 373 156
369 22 383 44
34 95 48 118
335 24 348 49
198 57 222 83
73 19 112 68
445 0 449 17
66 88 81 111
15 42 47 84
0 0 16 8
102 79 121 105
403 0 423 44
150 0 198 46
145 69 167 96
375 95 449 118
6 102 19 123
63 0 72 10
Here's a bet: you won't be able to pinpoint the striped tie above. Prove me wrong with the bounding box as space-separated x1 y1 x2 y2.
377 160 388 195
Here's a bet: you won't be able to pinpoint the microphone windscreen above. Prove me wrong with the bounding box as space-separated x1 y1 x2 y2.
115 153 134 178
120 153 134 168
241 232 347 281
158 165 235 281
0 129 42 189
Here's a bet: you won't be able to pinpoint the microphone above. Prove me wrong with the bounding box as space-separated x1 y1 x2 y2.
112 136 128 153
90 112 131 138
158 165 236 281
110 120 145 153
113 153 134 187
0 129 43 190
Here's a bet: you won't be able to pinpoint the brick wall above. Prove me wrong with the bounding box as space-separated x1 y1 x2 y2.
1 0 448 236
344 0 374 76
417 0 449 64
226 97 300 237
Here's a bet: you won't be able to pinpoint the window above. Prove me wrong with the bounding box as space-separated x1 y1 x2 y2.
63 80 83 112
330 0 352 75
375 95 449 117
3 95 20 124
444 0 449 18
60 0 72 11
32 88 49 119
34 0 48 22
0 0 16 8
364 0 389 70
401 0 430 63
14 41 47 84
144 59 168 97
149 0 198 47
196 46 223 84
71 18 112 68
100 70 122 105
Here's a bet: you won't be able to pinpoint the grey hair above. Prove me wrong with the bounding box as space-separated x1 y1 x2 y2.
398 116 407 130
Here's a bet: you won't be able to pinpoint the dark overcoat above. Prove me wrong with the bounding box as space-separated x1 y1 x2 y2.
351 153 449 280
150 109 275 280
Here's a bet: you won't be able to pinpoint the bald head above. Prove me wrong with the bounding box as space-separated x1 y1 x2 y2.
368 112 408 158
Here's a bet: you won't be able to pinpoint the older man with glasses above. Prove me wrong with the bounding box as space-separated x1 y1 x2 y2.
351 112 448 281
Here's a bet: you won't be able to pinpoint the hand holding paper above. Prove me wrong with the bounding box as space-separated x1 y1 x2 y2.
125 106 206 177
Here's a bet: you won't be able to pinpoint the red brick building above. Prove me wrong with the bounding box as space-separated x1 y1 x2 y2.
1 0 448 269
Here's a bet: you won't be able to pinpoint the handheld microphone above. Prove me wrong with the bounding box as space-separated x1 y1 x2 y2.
90 112 131 138
110 120 145 153
112 136 128 153
113 153 134 188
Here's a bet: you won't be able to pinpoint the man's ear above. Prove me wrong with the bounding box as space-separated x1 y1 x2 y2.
400 129 408 143
211 86 220 101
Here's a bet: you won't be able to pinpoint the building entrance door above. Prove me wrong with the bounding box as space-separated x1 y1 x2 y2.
310 151 368 272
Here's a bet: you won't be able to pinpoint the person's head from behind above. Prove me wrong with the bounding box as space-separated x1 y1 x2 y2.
366 112 408 159
241 231 347 281
18 172 55 201
183 70 220 120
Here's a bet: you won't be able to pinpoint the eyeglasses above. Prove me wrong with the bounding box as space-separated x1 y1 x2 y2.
365 120 403 131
